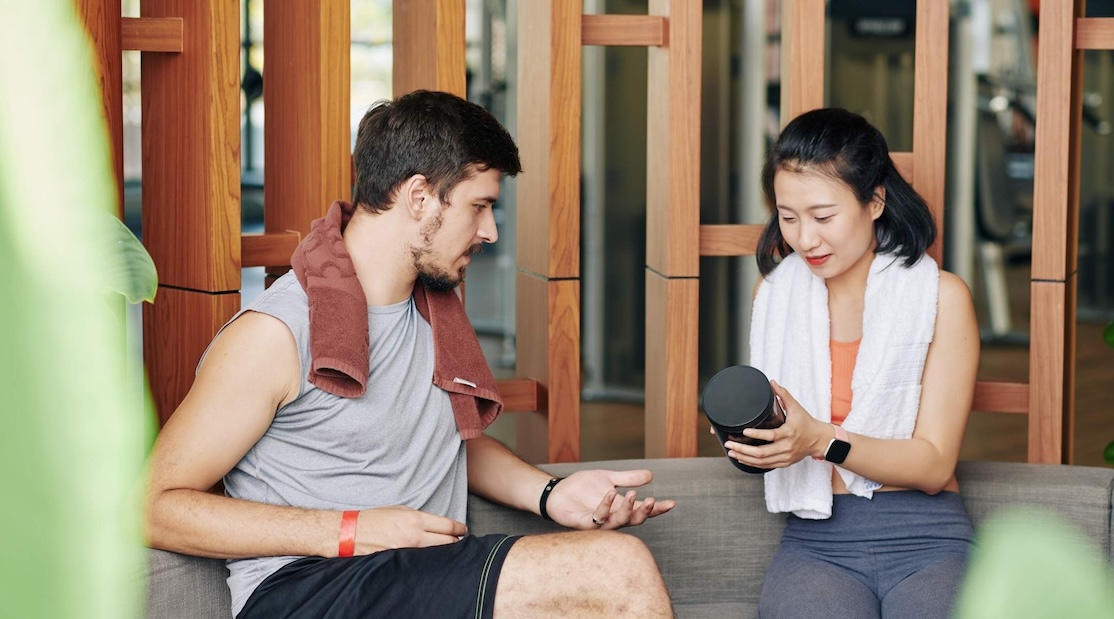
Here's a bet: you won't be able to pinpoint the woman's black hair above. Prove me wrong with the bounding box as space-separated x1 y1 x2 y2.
756 108 936 275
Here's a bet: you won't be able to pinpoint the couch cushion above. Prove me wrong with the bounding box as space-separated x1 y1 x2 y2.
955 460 1114 563
469 457 780 612
146 549 232 619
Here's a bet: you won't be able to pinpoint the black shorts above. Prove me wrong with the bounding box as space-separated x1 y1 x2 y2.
238 534 520 619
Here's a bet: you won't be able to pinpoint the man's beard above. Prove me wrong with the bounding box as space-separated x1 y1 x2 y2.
410 212 484 292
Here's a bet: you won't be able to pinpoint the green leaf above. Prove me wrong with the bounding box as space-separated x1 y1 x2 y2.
100 214 157 304
1105 441 1114 467
1104 320 1114 349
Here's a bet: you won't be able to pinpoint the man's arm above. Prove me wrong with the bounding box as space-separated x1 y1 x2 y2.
466 435 675 530
146 312 466 560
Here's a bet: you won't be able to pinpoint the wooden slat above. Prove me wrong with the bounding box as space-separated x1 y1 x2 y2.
144 288 239 426
393 0 465 96
517 2 581 278
264 0 350 284
1032 2 1086 281
516 273 580 463
646 0 701 276
698 224 764 256
644 273 699 458
496 378 540 412
241 232 300 268
912 0 950 264
141 0 240 292
891 151 914 184
581 14 667 47
1028 281 1074 463
780 0 825 123
121 16 183 52
75 0 124 217
1075 17 1114 49
972 381 1030 414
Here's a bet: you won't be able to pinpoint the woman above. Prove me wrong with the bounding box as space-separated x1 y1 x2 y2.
728 108 979 618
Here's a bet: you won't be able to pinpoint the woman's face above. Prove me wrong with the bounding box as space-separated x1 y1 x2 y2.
773 168 884 283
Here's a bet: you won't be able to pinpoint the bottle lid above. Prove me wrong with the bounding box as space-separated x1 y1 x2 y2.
701 365 774 430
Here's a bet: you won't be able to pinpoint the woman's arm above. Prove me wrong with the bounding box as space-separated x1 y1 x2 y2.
727 271 980 493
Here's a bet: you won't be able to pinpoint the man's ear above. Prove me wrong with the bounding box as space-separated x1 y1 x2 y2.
870 186 886 222
400 174 431 220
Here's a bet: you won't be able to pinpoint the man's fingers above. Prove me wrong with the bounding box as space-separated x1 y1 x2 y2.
420 513 468 537
606 468 653 489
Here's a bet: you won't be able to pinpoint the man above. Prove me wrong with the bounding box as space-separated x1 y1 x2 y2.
146 90 676 618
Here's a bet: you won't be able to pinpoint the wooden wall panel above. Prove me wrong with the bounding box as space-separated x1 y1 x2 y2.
74 0 124 217
140 0 240 292
517 1 581 278
264 0 351 255
582 15 667 47
121 16 183 51
647 0 701 277
1075 18 1114 49
972 381 1030 414
912 0 950 264
143 288 240 426
516 273 580 463
645 273 699 458
780 0 825 122
891 151 914 184
393 0 465 97
698 224 764 256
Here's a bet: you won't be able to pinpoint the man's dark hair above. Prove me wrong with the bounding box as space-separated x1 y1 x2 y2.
756 108 936 275
351 90 522 213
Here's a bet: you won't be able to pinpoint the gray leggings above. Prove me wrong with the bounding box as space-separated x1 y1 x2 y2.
759 490 974 619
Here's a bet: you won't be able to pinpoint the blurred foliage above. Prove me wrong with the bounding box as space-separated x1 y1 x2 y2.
0 1 148 617
954 507 1114 619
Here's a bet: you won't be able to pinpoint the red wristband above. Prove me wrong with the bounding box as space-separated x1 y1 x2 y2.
338 510 359 558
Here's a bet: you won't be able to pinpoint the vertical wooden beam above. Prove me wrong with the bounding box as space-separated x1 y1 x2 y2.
143 289 240 426
644 275 699 458
140 0 240 292
644 0 701 458
515 1 582 462
912 0 950 263
393 0 466 97
74 0 124 217
1029 0 1085 464
264 0 351 255
140 0 240 423
515 274 580 463
780 0 825 123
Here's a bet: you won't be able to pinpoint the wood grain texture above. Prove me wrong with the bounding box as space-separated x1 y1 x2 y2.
890 151 914 184
698 224 764 256
647 0 701 277
1075 17 1114 49
581 14 667 47
264 0 351 254
496 378 540 412
241 232 301 268
143 288 239 426
912 0 949 264
141 0 240 291
121 16 182 52
780 0 825 123
74 0 124 217
972 381 1029 414
1028 281 1075 464
644 272 699 458
393 0 465 96
515 272 580 463
516 1 581 278
1032 1 1085 280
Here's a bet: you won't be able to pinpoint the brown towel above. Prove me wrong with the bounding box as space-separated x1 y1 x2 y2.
291 200 502 439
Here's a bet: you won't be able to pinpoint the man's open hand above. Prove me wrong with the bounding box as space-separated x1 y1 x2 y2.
544 470 676 530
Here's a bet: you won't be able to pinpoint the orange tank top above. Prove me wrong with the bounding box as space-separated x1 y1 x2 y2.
830 338 860 425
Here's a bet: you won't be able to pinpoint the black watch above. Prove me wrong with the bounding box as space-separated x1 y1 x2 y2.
823 424 852 464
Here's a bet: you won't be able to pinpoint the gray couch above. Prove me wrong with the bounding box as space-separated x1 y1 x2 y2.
146 459 1114 618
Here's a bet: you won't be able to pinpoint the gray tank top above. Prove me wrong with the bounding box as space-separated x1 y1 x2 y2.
217 272 467 616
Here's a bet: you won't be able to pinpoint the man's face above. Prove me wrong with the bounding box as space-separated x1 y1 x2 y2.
410 167 502 291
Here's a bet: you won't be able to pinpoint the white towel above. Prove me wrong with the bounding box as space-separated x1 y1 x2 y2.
749 252 939 519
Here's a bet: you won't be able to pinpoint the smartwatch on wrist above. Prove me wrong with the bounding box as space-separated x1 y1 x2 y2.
823 424 851 464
